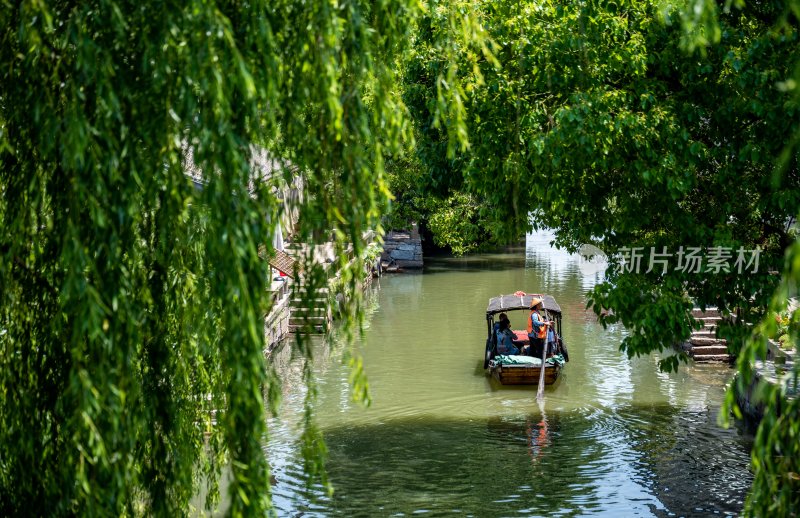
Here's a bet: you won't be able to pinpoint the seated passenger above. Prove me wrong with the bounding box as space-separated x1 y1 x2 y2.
496 314 524 355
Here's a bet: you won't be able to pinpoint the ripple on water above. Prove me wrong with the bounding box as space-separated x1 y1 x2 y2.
266 402 751 517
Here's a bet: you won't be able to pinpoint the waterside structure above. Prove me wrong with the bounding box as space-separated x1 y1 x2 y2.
680 307 733 363
381 224 423 271
182 144 378 353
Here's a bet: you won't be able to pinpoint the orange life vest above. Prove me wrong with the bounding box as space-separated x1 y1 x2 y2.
527 310 547 339
526 311 534 334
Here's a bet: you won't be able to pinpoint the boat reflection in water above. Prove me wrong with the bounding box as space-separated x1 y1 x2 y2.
527 408 550 462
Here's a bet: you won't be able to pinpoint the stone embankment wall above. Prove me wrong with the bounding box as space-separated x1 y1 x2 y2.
265 234 382 351
736 340 797 422
264 280 291 354
382 225 423 269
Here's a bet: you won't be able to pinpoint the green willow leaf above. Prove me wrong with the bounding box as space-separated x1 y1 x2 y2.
0 0 483 515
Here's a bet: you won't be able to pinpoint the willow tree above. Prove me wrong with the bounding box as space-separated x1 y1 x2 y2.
0 1 486 515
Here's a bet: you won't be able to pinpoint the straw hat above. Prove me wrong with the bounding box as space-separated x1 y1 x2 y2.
529 297 543 309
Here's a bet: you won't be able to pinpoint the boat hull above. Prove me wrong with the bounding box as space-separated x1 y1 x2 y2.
490 363 561 385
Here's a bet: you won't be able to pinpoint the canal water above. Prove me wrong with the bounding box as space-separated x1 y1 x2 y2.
265 232 753 517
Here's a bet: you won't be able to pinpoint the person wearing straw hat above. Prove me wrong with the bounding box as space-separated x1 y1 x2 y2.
526 298 553 358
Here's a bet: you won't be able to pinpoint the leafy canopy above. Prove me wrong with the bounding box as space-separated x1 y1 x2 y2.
401 0 800 514
405 0 800 359
0 0 483 515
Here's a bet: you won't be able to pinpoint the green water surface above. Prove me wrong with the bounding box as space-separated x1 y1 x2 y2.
265 232 752 517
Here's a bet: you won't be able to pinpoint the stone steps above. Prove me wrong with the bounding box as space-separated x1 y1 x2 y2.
290 298 329 305
289 317 328 327
289 310 330 334
691 307 721 319
692 354 732 363
288 281 331 335
281 237 372 334
289 324 327 333
690 336 727 347
288 294 330 333
691 345 729 355
697 316 721 330
290 307 329 316
685 307 732 363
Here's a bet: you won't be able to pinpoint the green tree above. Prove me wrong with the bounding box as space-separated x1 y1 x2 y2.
382 2 504 253
405 0 799 258
683 3 800 515
406 0 799 356
0 1 483 515
384 157 502 254
403 0 800 514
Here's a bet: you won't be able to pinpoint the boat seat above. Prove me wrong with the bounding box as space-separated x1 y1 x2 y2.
512 330 530 344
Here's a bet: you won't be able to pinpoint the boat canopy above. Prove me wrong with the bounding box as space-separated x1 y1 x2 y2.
486 293 561 316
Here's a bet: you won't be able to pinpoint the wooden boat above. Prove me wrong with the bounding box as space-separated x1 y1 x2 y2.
484 293 568 385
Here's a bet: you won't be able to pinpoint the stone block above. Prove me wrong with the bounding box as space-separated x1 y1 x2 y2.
391 249 414 260
395 259 424 268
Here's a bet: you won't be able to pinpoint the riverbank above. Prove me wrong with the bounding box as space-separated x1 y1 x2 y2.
264 236 381 352
735 342 798 423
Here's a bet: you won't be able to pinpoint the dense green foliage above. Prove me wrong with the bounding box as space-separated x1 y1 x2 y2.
381 4 502 254
0 1 482 515
3 0 800 514
725 236 800 515
404 0 799 260
383 160 497 254
400 0 800 514
404 0 800 357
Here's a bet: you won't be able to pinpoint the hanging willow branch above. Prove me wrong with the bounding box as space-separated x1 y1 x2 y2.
0 1 486 515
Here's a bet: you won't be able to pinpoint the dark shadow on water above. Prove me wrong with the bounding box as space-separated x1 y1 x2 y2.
423 246 529 274
271 404 753 517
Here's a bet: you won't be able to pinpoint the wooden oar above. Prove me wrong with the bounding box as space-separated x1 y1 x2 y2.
536 308 550 400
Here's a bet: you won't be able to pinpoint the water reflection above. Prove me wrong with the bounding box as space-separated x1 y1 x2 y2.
265 230 752 517
270 404 750 517
524 232 602 293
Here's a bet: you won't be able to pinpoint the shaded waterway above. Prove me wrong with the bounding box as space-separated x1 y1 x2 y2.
265 232 752 516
